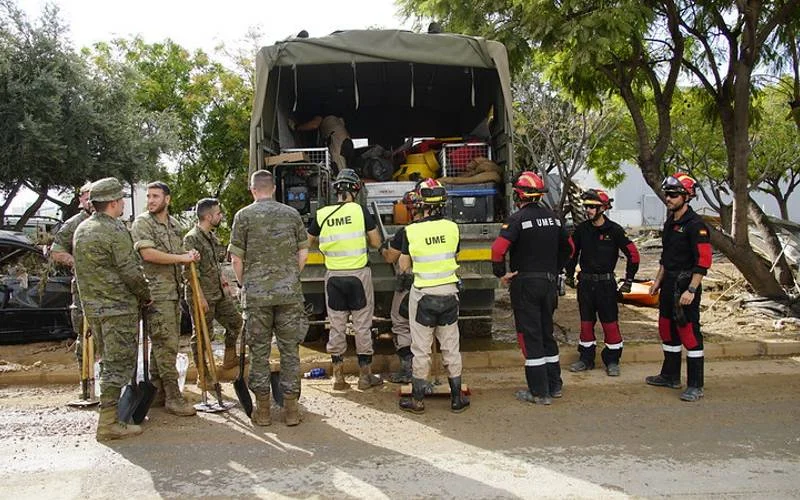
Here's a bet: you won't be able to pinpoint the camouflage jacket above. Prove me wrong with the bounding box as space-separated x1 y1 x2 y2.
52 209 90 255
131 212 184 302
228 199 309 307
74 212 151 317
183 225 226 302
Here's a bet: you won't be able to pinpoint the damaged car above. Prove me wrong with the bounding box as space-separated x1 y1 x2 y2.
0 230 75 344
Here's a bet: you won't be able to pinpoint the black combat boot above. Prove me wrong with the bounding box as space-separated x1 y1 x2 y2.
448 376 470 413
399 377 427 414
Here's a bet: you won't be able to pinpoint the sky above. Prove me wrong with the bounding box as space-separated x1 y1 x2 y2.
9 0 416 215
25 0 415 53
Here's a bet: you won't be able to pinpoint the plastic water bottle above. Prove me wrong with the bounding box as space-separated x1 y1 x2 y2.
176 353 189 392
303 367 326 379
557 273 566 296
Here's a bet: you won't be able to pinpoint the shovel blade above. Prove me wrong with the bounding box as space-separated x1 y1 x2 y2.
270 370 283 407
131 379 157 424
233 376 253 417
118 382 142 423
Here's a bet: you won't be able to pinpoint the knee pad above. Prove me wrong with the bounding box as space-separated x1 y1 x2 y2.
415 295 459 327
326 276 367 311
399 294 410 320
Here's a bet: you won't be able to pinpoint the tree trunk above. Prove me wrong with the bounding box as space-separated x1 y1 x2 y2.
718 203 733 234
0 181 23 224
777 197 789 221
12 192 47 232
708 227 787 299
748 198 794 287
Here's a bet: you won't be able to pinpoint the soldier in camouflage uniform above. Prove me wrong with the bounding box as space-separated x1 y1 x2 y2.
183 198 242 384
229 170 309 427
50 182 93 364
131 181 200 417
73 177 152 441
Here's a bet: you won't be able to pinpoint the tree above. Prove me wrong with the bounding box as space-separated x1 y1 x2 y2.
400 0 800 299
0 1 174 226
513 68 618 221
90 34 256 227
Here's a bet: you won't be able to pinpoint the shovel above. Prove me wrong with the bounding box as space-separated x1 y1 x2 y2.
233 322 253 417
66 319 99 408
118 316 144 423
131 312 156 424
190 263 235 413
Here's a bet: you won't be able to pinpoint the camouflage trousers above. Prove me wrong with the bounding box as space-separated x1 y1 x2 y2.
88 312 138 406
187 293 242 365
145 300 180 384
245 301 307 397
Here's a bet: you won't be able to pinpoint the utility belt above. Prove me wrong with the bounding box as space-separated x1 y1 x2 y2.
578 272 615 282
517 271 557 282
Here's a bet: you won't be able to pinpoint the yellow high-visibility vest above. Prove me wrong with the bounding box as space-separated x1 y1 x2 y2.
316 202 367 270
406 219 459 288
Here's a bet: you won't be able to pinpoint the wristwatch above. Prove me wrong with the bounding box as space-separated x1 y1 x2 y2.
687 285 697 294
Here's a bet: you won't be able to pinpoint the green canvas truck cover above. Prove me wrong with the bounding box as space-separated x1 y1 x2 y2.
249 29 513 172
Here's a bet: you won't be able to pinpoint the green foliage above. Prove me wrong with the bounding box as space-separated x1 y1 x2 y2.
0 1 174 223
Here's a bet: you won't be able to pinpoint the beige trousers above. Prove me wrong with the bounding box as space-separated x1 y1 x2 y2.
325 267 375 356
409 283 462 379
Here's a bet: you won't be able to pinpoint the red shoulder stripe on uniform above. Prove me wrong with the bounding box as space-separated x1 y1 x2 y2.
491 236 512 262
697 242 712 269
625 242 640 264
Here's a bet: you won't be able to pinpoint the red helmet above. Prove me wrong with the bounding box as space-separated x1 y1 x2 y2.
418 178 447 205
513 171 547 201
662 172 697 198
581 188 613 209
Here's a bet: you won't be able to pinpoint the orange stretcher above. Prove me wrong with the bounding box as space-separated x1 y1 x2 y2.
619 280 660 307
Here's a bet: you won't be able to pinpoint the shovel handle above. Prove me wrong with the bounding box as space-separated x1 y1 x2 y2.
189 278 207 401
190 263 220 387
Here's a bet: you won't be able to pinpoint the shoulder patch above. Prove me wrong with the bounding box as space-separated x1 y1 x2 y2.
522 220 533 229
698 228 708 236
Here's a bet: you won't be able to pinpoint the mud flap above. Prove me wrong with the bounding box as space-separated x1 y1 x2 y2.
415 295 459 327
327 276 367 311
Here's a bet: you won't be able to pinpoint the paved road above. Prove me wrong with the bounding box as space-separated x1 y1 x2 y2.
1 358 799 499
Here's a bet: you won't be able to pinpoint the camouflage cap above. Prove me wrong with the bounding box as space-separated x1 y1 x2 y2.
89 177 125 202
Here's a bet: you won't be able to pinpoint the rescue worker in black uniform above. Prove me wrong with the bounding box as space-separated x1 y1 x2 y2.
564 189 640 376
491 172 572 405
646 173 712 402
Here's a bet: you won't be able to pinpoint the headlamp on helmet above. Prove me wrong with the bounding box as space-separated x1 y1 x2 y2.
661 172 697 199
581 188 613 209
332 168 362 196
418 178 447 205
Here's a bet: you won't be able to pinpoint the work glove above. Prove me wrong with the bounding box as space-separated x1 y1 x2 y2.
396 272 414 292
618 279 633 294
564 275 576 289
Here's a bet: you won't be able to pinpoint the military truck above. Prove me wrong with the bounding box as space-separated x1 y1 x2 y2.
248 29 515 339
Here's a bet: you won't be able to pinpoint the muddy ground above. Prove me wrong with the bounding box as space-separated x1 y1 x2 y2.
1 358 799 498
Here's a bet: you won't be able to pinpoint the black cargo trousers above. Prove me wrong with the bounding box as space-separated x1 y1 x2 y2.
510 273 562 398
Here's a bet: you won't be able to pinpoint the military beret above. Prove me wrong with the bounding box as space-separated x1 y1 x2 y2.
89 177 125 202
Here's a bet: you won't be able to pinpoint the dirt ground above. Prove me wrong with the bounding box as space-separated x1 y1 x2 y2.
2 248 798 376
2 358 799 498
